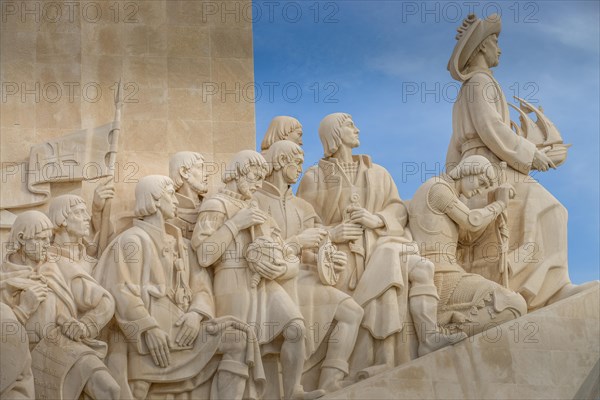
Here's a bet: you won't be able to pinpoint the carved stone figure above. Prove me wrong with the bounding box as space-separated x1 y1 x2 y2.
298 113 464 378
192 150 324 400
0 211 120 399
0 302 35 399
261 116 304 151
255 140 364 392
95 175 265 400
46 187 132 398
47 180 114 276
169 151 209 239
446 14 596 309
409 155 528 334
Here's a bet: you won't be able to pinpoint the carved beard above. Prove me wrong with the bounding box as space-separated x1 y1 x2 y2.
237 178 254 200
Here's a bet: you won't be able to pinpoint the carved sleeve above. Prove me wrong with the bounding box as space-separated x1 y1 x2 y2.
111 234 159 341
467 73 537 174
442 192 506 232
192 203 235 268
296 168 320 215
187 240 216 320
70 276 115 338
373 166 408 238
427 183 458 214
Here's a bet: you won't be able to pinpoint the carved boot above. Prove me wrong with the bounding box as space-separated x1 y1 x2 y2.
410 294 467 357
318 360 349 393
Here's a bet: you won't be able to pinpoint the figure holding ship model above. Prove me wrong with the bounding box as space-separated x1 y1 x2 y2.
446 13 596 310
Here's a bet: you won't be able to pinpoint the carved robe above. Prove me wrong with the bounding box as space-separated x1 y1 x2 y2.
95 219 265 397
254 181 352 358
169 192 201 240
0 258 113 399
0 302 34 400
192 188 304 346
298 155 414 339
447 69 570 309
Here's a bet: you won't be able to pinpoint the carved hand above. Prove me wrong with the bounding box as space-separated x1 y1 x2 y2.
296 228 328 248
494 184 514 206
91 176 116 212
19 284 47 315
251 259 287 280
332 250 347 273
348 206 384 229
62 318 88 341
231 208 267 230
532 149 556 172
329 223 363 243
174 312 203 347
144 327 171 368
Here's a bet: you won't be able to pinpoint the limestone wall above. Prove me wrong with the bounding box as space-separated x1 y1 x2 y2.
1 0 256 218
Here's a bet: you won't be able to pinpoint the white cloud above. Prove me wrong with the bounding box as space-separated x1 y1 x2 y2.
533 7 600 53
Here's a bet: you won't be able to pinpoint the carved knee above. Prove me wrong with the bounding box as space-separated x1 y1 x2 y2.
129 380 151 400
106 380 121 400
84 369 121 400
337 299 364 324
220 328 248 356
408 256 435 284
283 319 305 343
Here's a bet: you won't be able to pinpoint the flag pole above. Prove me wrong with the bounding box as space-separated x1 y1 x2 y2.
98 78 123 254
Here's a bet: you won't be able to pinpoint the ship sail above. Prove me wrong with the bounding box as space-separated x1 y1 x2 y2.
514 96 564 145
509 96 571 168
508 102 546 145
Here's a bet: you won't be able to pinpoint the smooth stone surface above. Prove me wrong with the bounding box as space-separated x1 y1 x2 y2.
0 0 256 223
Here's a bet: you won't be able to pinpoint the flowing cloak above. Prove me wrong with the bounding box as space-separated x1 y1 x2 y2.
297 155 416 339
48 243 115 339
94 219 264 397
0 258 111 399
254 181 352 358
0 302 35 400
191 189 304 346
446 69 570 309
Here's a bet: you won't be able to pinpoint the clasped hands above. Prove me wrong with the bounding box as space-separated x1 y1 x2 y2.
329 205 384 243
493 183 516 206
144 312 204 368
247 236 288 280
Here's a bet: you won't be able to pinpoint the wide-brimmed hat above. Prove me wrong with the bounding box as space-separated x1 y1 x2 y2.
447 13 501 81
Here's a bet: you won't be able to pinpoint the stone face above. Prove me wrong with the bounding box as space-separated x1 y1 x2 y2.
322 286 600 400
1 10 598 400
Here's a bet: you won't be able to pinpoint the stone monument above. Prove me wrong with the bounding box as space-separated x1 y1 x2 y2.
0 5 598 400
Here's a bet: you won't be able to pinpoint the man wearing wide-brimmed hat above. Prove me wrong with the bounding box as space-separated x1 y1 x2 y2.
445 14 596 310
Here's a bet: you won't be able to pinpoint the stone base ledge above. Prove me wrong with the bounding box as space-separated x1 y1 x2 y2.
325 285 600 400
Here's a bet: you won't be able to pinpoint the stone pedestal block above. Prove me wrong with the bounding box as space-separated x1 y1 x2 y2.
324 285 600 400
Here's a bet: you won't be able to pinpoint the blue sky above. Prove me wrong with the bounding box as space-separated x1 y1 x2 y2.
252 1 600 284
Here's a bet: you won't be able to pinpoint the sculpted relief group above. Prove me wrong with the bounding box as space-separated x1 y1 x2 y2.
1 14 597 400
